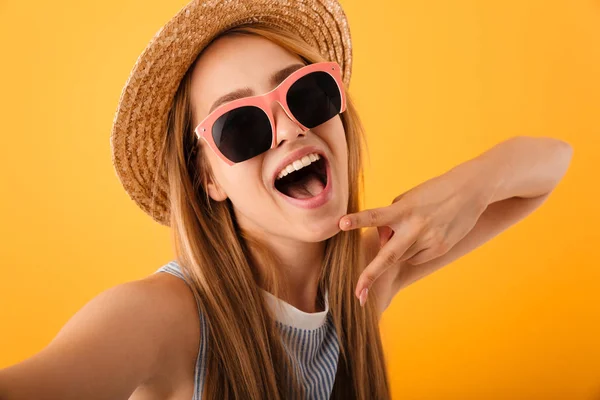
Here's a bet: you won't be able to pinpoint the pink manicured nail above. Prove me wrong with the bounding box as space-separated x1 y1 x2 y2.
342 218 351 229
359 288 369 307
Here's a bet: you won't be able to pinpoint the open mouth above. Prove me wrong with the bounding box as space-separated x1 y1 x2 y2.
274 156 328 199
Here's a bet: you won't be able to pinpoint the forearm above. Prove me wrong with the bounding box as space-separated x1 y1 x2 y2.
450 135 573 204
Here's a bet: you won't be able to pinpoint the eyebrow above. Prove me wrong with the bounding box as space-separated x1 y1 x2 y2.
207 63 306 114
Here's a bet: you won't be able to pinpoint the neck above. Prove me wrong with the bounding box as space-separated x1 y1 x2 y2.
249 233 326 314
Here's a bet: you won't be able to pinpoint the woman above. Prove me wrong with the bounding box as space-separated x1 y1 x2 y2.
0 0 572 399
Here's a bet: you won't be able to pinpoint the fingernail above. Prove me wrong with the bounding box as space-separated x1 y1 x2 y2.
342 218 351 229
359 287 369 307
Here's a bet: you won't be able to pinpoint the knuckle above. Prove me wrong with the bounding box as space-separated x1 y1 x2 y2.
428 226 447 244
435 228 449 244
437 239 451 253
402 206 415 219
406 210 426 227
383 249 400 267
421 231 439 247
422 229 436 243
369 209 381 226
415 213 430 227
361 274 376 287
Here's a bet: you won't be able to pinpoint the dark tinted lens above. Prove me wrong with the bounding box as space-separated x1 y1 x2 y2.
212 105 272 163
286 71 341 128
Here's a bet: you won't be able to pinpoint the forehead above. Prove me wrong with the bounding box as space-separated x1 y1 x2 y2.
189 34 304 121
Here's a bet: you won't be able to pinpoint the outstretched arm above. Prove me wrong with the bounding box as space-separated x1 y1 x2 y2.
348 136 573 314
0 274 199 400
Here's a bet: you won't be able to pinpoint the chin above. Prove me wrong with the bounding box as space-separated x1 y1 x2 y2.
296 214 344 243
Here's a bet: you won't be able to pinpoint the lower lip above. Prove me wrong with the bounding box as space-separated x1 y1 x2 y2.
274 158 333 209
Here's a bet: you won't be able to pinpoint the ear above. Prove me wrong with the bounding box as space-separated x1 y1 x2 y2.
204 174 228 202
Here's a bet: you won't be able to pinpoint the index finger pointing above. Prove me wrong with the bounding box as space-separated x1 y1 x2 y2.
339 206 395 231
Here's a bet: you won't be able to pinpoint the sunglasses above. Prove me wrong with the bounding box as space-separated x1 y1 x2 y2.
194 61 347 166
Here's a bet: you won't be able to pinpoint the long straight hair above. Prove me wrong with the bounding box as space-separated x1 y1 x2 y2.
159 23 391 399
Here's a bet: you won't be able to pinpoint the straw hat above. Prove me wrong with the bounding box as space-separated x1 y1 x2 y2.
110 0 353 226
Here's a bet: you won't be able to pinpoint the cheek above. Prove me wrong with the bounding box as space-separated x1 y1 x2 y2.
225 175 260 198
324 117 348 168
217 163 268 205
329 119 350 194
315 116 346 149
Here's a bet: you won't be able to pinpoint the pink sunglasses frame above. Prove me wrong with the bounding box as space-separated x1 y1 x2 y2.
193 61 347 166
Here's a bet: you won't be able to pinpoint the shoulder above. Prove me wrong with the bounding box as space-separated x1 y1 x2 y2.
0 268 201 399
136 268 202 392
144 267 202 344
105 273 202 368
141 267 202 369
67 272 202 380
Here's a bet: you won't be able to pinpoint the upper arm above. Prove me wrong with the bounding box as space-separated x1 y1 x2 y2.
0 276 197 400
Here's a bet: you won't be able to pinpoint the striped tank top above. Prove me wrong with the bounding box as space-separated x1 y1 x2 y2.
153 260 340 399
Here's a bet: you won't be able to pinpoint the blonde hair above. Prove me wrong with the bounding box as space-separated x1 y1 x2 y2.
160 23 391 399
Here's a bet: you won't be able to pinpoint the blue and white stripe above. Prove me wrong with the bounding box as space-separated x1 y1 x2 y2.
277 316 340 399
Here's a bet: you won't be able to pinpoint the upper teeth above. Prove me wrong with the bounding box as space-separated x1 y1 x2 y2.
276 153 321 180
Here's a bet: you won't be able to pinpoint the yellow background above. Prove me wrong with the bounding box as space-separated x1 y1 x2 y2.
0 0 598 398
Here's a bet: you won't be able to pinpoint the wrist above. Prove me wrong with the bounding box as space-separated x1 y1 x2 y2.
447 155 505 208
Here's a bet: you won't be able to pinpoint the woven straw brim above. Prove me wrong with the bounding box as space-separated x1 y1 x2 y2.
110 0 353 226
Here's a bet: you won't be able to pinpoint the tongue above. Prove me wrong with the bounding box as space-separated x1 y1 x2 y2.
286 172 325 199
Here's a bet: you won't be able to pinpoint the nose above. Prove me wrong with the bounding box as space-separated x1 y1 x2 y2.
273 101 305 146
